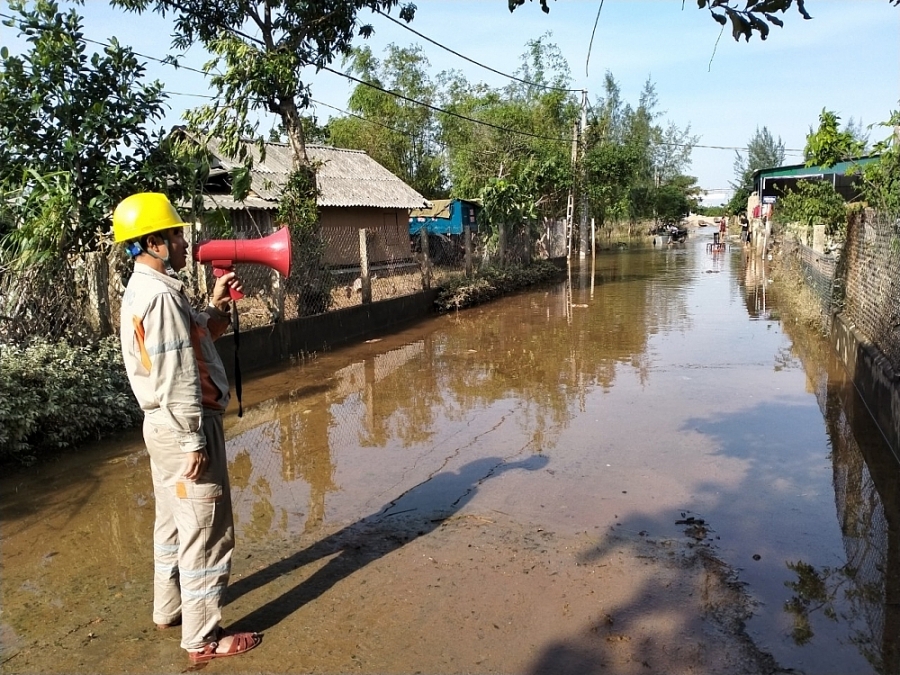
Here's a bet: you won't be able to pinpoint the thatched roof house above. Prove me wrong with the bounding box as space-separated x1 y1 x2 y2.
199 138 429 267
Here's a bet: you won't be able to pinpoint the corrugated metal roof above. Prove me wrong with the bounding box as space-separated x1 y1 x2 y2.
204 139 429 210
201 194 274 211
411 199 453 219
751 156 879 181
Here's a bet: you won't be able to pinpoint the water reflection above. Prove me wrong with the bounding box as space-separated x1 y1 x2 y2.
742 257 900 674
222 246 700 543
4 237 897 674
742 251 770 319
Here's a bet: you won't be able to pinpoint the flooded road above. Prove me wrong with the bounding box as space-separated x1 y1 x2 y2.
2 232 898 675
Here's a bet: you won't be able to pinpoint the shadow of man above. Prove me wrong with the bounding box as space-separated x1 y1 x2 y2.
225 453 548 634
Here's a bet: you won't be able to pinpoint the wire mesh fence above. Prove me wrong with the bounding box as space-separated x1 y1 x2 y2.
780 235 840 330
0 215 569 347
841 210 900 374
826 384 894 674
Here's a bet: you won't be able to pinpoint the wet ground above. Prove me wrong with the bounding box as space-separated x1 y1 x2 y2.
2 231 898 675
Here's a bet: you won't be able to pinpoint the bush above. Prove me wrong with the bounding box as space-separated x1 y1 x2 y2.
0 336 140 464
434 261 563 312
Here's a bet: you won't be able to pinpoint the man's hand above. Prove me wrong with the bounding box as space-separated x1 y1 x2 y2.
184 449 209 481
211 271 243 313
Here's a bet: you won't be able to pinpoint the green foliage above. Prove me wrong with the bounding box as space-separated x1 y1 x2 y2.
434 261 563 312
509 0 814 40
655 180 696 223
697 204 726 217
278 165 334 315
439 34 576 222
776 179 848 240
328 45 446 197
804 109 866 167
584 72 698 229
726 184 753 216
110 0 417 172
729 126 786 213
481 178 534 229
0 1 179 261
860 109 900 214
0 337 141 464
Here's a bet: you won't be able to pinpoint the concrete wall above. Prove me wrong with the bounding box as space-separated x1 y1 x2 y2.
215 288 439 379
831 312 900 463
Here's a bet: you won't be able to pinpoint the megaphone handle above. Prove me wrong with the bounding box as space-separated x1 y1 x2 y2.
213 265 245 300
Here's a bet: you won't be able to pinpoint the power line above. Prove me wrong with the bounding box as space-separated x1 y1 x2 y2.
0 10 216 77
1 9 807 155
584 0 605 77
310 97 447 149
373 8 581 94
322 65 574 144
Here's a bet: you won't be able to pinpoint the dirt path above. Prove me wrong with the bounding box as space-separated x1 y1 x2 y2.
3 506 786 675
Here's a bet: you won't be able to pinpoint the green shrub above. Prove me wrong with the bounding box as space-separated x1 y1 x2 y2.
435 261 563 312
0 337 140 464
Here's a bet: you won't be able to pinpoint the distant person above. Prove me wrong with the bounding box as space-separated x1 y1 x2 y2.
740 212 749 243
719 215 727 240
113 192 261 664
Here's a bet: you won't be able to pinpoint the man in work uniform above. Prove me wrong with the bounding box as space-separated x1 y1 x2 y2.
113 192 260 664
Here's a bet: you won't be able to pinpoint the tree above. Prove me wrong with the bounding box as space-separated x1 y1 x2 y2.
0 0 182 262
327 45 446 197
110 0 416 173
508 0 817 40
584 72 698 230
804 109 866 167
655 181 696 225
511 1 899 41
439 34 577 220
776 179 847 241
859 109 900 214
727 126 785 213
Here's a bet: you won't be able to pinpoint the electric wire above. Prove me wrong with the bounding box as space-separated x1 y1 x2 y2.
1 9 806 154
584 0 605 77
321 65 573 144
373 8 581 93
309 97 446 148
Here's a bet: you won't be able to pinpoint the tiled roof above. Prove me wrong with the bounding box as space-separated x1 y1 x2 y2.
204 138 429 210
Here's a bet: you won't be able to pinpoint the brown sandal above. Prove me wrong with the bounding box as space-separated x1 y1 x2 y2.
188 631 261 663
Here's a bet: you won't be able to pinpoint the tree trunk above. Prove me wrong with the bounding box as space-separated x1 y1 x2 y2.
278 96 309 169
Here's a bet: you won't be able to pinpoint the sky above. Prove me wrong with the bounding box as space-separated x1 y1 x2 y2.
2 0 899 205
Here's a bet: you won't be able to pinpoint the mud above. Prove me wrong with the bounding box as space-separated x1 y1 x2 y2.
2 458 777 675
3 232 893 674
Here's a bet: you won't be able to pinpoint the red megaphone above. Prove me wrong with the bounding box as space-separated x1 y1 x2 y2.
192 227 292 300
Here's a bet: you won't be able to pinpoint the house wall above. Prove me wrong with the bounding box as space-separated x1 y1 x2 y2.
229 208 276 236
320 206 413 266
216 205 413 268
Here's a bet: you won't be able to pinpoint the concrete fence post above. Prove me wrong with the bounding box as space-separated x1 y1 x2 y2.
419 225 431 290
359 228 372 304
464 222 473 278
83 251 112 338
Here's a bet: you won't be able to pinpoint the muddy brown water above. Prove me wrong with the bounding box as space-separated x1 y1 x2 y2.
2 233 898 675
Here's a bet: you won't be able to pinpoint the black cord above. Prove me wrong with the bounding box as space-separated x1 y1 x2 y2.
232 302 243 418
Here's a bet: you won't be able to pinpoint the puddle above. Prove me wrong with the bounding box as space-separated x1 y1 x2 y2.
2 232 896 674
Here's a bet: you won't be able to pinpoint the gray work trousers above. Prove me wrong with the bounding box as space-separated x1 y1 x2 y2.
144 412 234 650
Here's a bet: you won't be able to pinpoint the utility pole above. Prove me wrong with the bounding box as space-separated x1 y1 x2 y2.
567 89 589 260
578 90 589 259
566 119 577 260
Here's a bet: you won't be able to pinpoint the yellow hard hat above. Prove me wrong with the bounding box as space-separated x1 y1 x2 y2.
113 192 184 243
